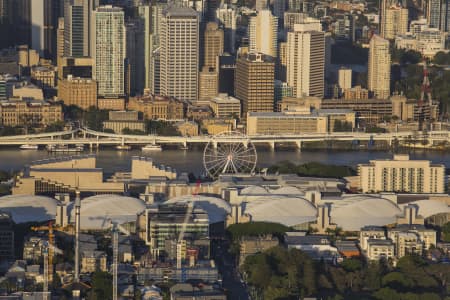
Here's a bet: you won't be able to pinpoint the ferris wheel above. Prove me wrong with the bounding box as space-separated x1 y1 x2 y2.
203 131 257 178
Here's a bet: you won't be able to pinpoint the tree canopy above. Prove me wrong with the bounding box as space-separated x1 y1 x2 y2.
267 161 356 178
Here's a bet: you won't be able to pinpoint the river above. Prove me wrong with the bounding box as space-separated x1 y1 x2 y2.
0 146 449 176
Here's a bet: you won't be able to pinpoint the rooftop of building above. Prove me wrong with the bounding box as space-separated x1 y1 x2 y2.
163 5 199 17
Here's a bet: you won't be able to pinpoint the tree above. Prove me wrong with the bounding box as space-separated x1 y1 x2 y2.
44 121 65 132
442 222 450 242
89 271 112 300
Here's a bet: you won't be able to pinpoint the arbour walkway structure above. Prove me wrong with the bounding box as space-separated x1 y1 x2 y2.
0 128 449 150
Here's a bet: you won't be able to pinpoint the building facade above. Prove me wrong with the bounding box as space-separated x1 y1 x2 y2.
64 0 94 58
160 6 199 102
92 6 126 98
368 35 391 99
58 75 97 110
249 10 278 58
287 23 325 98
382 5 408 39
128 94 185 120
358 154 445 193
203 22 224 69
235 52 275 116
0 99 63 127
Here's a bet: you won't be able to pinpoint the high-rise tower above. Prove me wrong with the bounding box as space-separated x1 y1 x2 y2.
91 5 126 98
286 22 324 98
160 6 199 101
249 9 278 58
368 35 391 99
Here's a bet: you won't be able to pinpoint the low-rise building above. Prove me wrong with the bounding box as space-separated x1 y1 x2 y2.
58 76 97 110
30 66 56 89
335 240 360 258
209 93 241 118
0 99 63 128
128 94 185 120
246 109 355 135
366 239 395 260
81 250 107 273
360 226 386 251
358 154 445 194
187 105 213 121
11 82 44 100
170 283 226 300
395 28 446 58
239 235 278 265
175 121 199 136
284 232 339 261
103 111 145 134
97 98 126 110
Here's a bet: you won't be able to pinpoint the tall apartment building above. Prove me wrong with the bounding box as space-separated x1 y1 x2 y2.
287 23 325 98
160 6 199 102
64 0 94 58
358 154 445 193
0 212 14 262
382 5 408 39
91 6 126 98
58 75 97 110
368 35 390 99
216 4 237 53
235 52 275 116
203 22 224 69
249 10 278 57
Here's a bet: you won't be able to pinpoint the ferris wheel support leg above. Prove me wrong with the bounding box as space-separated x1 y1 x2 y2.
213 141 218 149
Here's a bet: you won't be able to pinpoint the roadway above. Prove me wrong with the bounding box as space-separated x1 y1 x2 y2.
0 128 448 149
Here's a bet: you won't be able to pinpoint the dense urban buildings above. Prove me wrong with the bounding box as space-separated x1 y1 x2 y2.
1 0 450 299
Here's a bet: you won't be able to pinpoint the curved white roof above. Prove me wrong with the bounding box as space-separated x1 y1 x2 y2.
243 196 317 227
330 196 402 231
401 200 450 218
0 195 58 223
240 186 269 195
166 195 231 224
69 195 146 230
270 186 302 195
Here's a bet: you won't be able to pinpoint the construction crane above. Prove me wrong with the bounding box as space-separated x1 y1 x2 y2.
106 218 131 300
31 221 56 284
31 220 66 298
176 180 201 270
419 59 433 130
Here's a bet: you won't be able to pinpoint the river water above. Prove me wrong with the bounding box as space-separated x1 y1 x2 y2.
0 146 449 176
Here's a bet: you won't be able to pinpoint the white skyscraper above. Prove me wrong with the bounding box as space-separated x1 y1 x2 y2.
160 6 199 101
216 4 237 53
368 35 391 99
287 23 325 98
249 9 278 58
338 68 352 93
92 5 126 98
